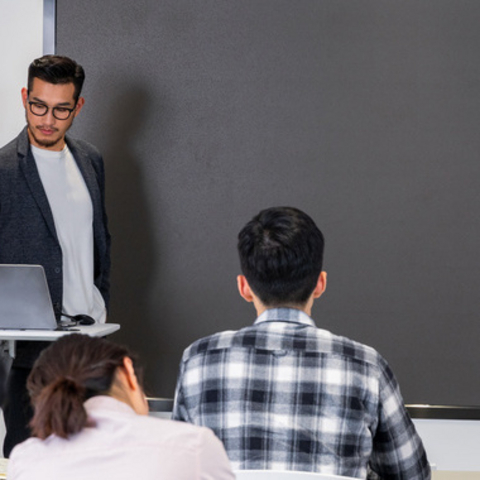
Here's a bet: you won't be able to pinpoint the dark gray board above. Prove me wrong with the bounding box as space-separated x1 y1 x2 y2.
56 0 480 406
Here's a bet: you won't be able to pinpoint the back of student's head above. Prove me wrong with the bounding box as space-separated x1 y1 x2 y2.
28 55 85 101
237 206 325 306
27 334 140 440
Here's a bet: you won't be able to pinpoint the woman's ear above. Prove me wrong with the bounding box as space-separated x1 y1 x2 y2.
121 357 138 390
113 357 149 415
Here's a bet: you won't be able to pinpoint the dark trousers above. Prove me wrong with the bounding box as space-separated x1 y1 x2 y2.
2 366 33 458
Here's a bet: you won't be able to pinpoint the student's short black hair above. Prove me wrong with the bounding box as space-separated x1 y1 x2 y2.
28 55 85 102
237 206 325 306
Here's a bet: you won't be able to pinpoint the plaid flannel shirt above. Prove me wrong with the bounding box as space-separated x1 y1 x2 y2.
173 308 430 479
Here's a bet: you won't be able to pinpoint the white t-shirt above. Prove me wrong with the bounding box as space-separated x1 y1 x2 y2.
31 144 106 322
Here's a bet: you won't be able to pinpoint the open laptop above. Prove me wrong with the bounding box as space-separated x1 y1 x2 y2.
0 265 58 330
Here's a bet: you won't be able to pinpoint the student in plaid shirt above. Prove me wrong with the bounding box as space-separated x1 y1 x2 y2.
173 206 430 479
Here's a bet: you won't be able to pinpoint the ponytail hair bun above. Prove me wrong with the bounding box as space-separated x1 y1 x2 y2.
31 376 87 439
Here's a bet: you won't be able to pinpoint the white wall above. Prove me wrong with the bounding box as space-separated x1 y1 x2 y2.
0 0 45 148
413 418 480 472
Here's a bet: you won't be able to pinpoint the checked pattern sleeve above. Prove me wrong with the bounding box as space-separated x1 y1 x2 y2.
368 359 431 479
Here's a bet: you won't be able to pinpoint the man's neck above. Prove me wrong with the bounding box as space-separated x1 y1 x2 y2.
254 299 313 317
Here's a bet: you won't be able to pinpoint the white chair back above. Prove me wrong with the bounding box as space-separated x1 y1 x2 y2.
234 470 359 480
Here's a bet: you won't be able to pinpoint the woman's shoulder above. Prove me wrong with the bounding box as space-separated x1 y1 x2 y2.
133 415 221 450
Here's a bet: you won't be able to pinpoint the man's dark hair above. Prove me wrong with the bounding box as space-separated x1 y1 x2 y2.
237 206 325 306
28 55 85 102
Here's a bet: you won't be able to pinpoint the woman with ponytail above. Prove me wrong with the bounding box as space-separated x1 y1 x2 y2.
8 334 235 480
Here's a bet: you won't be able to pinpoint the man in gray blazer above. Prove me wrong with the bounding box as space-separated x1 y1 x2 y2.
0 55 111 456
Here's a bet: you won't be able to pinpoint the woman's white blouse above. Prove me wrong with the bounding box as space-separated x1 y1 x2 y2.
8 395 235 480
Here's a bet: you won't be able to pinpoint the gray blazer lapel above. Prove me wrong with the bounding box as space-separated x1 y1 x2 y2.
17 129 59 242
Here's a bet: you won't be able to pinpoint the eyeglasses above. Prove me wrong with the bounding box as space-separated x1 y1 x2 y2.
28 100 76 120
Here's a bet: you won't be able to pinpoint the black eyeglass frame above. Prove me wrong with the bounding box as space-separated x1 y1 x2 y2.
27 100 77 120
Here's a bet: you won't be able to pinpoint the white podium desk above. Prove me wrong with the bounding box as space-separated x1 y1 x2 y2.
0 323 120 357
433 473 480 480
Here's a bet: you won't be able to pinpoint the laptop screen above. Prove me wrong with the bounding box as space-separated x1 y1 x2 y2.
0 265 57 330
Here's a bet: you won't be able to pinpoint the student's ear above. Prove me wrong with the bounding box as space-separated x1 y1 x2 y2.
237 275 255 303
119 357 149 415
312 271 327 299
121 357 140 391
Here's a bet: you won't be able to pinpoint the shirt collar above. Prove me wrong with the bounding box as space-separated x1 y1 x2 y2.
254 307 316 327
84 395 137 416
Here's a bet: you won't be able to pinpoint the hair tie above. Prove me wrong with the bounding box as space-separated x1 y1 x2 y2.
63 375 79 384
53 375 85 396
